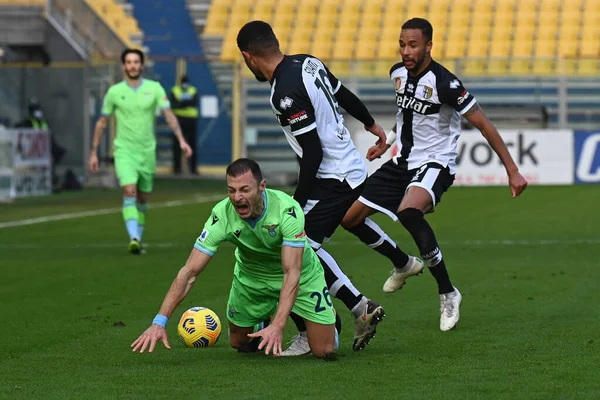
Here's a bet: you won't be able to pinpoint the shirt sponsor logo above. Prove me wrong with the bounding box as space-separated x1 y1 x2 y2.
288 110 308 125
457 90 470 105
396 94 432 114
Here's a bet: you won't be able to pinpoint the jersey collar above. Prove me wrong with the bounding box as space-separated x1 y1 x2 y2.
408 59 434 81
125 78 144 92
243 191 268 229
269 56 288 85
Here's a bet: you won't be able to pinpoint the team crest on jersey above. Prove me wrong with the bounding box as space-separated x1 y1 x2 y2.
280 97 293 110
422 86 433 99
262 224 279 237
394 77 402 92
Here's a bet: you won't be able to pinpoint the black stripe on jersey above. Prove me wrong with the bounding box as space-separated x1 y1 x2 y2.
389 62 404 77
395 94 441 115
400 108 414 159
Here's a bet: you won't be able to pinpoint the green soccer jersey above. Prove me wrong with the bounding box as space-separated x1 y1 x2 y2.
194 189 320 280
101 79 170 153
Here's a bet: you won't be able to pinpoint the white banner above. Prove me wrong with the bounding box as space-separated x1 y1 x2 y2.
0 128 52 198
353 129 574 186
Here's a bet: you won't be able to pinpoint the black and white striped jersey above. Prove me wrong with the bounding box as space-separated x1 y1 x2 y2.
390 60 477 174
269 54 367 188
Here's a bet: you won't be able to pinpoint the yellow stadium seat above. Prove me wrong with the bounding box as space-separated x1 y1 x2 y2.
361 11 382 29
493 9 515 27
486 59 509 75
407 3 428 17
384 2 405 15
327 61 351 78
427 14 448 32
490 39 511 57
462 59 486 76
339 11 361 27
531 59 556 76
470 24 491 42
288 39 311 55
355 41 377 60
205 9 228 36
555 59 578 76
377 38 400 59
578 59 599 75
580 40 600 57
431 41 443 59
537 24 558 41
442 41 466 59
584 0 600 12
336 25 358 43
491 25 512 42
311 40 333 59
557 38 579 58
372 60 391 78
535 39 557 57
332 40 355 60
358 26 380 42
467 39 489 57
512 39 534 57
560 11 581 27
495 0 516 14
516 0 537 13
508 59 531 75
540 0 562 12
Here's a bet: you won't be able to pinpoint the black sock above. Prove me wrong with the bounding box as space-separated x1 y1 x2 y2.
290 312 306 332
345 218 410 268
317 248 363 311
397 208 454 294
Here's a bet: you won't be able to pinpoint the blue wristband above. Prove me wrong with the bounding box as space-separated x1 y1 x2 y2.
152 314 168 327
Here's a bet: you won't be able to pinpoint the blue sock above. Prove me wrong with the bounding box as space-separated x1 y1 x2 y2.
122 196 139 240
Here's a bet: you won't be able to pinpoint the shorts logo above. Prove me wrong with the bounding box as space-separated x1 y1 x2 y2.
262 224 279 237
227 305 237 318
394 77 402 92
280 97 293 110
422 85 433 99
412 165 428 182
199 228 210 242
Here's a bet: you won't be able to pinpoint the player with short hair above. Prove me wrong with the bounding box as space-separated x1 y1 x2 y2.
131 158 337 359
342 18 528 331
89 48 193 254
237 21 388 355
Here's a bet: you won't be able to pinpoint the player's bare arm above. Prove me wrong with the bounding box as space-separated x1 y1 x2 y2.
463 103 528 197
131 248 212 353
88 115 108 173
367 123 397 161
162 108 193 158
248 245 302 356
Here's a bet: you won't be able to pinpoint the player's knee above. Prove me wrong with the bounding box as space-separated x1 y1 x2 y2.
123 186 136 197
396 208 424 231
311 343 337 360
229 335 248 350
341 207 365 230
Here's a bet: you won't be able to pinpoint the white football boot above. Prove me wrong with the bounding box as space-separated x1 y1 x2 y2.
383 256 425 293
439 287 462 331
281 332 311 356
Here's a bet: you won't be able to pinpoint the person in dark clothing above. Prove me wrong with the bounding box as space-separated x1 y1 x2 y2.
169 75 199 174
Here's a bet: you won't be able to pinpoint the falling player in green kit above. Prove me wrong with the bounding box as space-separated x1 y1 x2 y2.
89 48 193 254
131 158 337 358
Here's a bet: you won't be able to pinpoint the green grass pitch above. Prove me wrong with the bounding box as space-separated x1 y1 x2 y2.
1 180 599 399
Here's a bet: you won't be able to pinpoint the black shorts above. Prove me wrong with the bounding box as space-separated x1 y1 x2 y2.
358 159 454 221
303 178 364 247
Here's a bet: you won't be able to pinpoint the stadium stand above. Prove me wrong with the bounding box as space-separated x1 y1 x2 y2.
85 0 143 48
206 0 599 77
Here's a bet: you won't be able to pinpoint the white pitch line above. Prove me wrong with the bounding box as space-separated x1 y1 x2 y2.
0 194 224 229
0 238 599 250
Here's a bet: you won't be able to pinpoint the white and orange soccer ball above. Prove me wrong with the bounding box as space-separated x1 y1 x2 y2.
177 307 222 348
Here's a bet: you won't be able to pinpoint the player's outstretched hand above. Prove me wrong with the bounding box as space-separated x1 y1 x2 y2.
247 324 284 356
366 144 390 161
508 170 528 197
365 123 387 149
131 324 171 353
180 141 193 158
88 152 99 173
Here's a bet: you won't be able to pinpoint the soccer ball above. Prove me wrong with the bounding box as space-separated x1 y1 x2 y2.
177 306 222 348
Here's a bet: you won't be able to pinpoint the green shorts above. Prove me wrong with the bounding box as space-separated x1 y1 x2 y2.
114 150 156 192
226 263 336 328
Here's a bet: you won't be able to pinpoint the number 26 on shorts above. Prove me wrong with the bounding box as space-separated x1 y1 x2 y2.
310 287 332 313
